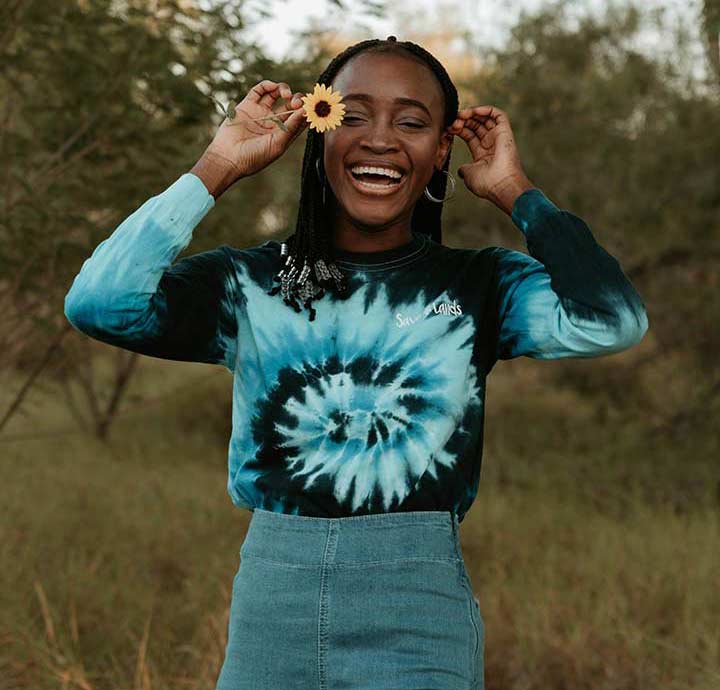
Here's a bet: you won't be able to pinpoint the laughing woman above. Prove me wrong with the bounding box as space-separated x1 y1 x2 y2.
64 36 648 690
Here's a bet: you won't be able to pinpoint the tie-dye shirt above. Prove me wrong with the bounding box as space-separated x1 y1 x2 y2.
64 173 648 522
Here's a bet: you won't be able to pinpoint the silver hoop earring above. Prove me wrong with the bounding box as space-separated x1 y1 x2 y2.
424 169 456 203
315 157 326 205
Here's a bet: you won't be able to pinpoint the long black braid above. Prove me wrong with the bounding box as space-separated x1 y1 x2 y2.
267 35 459 321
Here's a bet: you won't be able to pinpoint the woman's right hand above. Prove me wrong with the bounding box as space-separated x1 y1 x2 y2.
202 79 309 181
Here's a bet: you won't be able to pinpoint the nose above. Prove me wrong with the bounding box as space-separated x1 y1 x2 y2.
359 118 401 152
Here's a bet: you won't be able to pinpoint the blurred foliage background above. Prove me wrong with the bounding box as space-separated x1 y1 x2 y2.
1 0 718 688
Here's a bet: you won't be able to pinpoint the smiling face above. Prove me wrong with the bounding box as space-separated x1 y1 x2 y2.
324 50 454 250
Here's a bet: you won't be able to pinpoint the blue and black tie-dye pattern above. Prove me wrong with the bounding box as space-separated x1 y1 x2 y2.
64 173 648 522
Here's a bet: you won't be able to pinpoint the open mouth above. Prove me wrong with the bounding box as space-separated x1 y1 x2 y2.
346 168 407 196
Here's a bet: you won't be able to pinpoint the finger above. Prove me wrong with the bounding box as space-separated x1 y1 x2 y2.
274 82 293 105
457 115 490 138
463 114 506 150
249 80 293 109
278 107 310 144
276 100 309 126
467 105 503 119
456 105 506 127
449 113 490 134
248 79 281 106
283 103 309 124
457 106 491 119
465 119 496 146
292 106 311 132
479 106 509 131
262 81 293 109
469 105 496 116
452 125 484 159
473 124 497 150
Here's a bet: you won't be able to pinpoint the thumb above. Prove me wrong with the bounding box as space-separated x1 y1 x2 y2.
457 166 466 180
288 106 309 130
276 109 306 141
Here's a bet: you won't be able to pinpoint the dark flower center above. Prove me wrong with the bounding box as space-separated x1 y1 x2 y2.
315 101 331 117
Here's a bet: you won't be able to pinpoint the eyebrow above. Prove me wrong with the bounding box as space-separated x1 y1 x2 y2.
342 93 432 118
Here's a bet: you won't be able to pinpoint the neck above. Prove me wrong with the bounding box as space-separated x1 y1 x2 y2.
331 208 414 254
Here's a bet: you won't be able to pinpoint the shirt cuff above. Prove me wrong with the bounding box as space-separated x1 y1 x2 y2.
510 188 561 236
161 172 216 226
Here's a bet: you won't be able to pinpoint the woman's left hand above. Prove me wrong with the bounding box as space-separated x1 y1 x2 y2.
448 105 533 209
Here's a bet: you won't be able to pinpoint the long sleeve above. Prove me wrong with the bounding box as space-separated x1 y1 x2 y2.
491 188 649 361
63 173 239 373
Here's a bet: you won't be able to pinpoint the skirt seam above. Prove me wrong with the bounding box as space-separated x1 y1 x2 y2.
240 553 462 569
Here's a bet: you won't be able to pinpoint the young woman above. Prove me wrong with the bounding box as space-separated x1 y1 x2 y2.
64 36 648 690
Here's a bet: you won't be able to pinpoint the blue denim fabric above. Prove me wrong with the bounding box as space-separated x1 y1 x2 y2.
215 509 484 690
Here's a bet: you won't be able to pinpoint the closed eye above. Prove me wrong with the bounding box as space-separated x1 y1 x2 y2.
344 117 424 129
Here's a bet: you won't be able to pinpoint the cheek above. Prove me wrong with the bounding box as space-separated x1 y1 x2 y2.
408 144 441 187
323 129 350 152
323 131 349 177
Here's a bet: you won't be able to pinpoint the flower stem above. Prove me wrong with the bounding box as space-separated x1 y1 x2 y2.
225 109 298 126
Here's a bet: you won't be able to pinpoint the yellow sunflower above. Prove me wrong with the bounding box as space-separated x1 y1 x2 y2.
301 83 345 133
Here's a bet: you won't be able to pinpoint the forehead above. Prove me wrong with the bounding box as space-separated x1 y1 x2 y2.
331 51 444 116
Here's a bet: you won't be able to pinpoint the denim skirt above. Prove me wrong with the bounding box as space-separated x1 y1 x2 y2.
215 508 484 690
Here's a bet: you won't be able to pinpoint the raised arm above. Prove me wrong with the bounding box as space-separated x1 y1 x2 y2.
491 188 649 360
63 173 240 373
447 104 648 364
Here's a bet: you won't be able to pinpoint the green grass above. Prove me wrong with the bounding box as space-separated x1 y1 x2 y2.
1 356 718 689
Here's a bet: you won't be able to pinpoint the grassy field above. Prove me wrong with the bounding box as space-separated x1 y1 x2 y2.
1 354 718 690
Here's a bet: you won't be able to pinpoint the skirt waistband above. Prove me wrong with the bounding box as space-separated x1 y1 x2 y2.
240 509 464 567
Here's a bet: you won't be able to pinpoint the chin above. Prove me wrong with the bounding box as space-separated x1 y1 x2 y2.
335 196 417 231
341 205 404 230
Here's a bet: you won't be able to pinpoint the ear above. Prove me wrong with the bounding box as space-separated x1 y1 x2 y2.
435 130 453 169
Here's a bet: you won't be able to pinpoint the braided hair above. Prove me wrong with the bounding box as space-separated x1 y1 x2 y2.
267 35 459 321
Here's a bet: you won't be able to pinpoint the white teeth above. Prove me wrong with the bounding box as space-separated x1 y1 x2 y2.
357 180 396 189
349 165 402 179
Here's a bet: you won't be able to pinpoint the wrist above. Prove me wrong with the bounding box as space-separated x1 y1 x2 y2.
190 149 244 200
488 174 535 216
